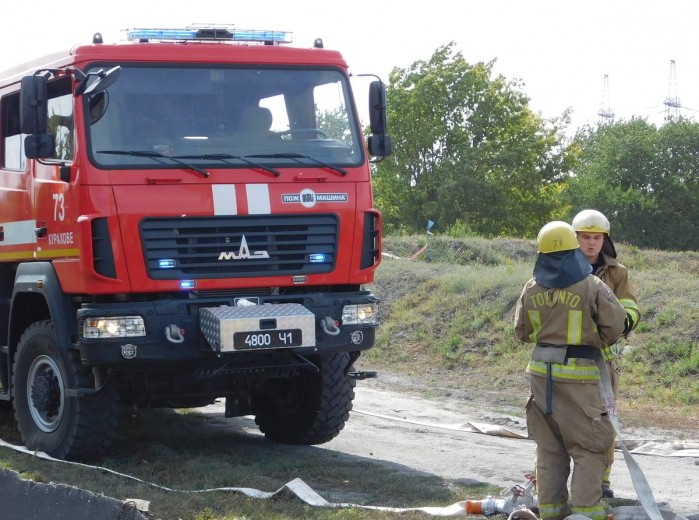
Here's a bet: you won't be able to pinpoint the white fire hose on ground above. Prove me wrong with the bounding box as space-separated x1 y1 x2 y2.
1 434 688 519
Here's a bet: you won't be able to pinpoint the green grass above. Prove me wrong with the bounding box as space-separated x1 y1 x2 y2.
374 235 699 430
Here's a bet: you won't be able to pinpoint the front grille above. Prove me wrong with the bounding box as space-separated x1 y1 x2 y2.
141 214 337 279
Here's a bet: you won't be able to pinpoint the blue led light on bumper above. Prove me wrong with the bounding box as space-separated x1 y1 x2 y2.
180 280 196 290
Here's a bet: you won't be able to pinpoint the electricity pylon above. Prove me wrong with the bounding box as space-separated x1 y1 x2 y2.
598 74 615 123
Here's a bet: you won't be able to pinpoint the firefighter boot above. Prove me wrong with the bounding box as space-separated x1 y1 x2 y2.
601 485 614 499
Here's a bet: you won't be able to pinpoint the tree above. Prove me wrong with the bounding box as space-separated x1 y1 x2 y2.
373 43 573 236
567 118 699 250
317 106 352 145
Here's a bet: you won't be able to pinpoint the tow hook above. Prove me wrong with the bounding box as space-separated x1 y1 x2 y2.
320 316 341 336
348 370 377 380
164 323 185 343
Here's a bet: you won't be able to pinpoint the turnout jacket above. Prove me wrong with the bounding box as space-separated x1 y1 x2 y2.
515 275 627 382
593 252 640 360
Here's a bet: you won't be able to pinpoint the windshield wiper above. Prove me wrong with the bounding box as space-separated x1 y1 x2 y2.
175 154 281 178
246 153 347 177
97 150 210 178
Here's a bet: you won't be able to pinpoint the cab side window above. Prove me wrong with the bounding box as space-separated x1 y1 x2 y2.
0 76 73 169
47 77 74 162
1 92 25 170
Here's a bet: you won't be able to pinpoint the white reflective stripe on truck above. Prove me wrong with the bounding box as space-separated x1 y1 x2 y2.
0 220 37 245
212 184 272 216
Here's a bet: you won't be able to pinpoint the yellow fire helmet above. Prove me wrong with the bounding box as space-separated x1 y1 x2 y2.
572 209 610 234
537 221 580 253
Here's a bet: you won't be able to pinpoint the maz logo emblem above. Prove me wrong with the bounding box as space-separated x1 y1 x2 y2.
218 235 270 261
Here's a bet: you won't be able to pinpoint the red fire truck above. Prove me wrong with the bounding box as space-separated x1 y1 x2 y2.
0 26 391 460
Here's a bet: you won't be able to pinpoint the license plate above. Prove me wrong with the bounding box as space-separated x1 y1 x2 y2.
233 329 302 349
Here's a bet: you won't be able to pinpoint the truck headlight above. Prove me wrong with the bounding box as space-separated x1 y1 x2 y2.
83 316 146 339
341 303 378 325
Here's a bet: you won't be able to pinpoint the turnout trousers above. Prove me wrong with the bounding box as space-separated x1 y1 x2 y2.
526 373 613 520
603 359 621 487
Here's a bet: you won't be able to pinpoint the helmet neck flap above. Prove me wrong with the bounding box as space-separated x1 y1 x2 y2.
534 249 592 288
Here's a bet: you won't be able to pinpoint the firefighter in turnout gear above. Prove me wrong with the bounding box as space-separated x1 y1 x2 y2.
515 221 627 520
572 209 640 499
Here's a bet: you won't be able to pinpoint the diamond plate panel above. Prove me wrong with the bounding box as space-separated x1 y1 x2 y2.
200 303 316 351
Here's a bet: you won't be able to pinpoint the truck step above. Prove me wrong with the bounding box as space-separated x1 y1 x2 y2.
348 371 377 380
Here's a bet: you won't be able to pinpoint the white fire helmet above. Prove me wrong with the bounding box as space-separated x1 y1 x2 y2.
572 209 610 234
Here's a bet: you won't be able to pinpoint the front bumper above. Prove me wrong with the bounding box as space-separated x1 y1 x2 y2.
76 291 378 367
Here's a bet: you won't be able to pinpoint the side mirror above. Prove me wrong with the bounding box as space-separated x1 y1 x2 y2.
20 74 55 159
367 80 392 158
88 91 109 124
368 80 387 135
368 134 393 158
20 75 49 134
24 134 55 159
75 66 122 96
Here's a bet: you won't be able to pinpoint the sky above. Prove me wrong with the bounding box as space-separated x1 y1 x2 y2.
3 0 699 134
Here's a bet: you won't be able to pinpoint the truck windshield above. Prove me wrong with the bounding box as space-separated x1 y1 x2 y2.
86 65 364 170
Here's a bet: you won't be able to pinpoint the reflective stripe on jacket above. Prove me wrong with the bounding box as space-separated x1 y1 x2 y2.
527 357 601 382
515 275 627 382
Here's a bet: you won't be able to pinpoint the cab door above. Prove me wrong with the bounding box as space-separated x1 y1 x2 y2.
32 77 81 263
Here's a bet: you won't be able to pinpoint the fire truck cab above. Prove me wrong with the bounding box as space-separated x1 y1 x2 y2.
0 26 391 460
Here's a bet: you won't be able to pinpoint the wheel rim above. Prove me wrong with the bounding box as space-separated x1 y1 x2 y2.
26 355 65 433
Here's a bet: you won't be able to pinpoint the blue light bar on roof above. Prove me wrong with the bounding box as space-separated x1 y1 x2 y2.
230 30 290 43
127 29 197 41
124 27 292 44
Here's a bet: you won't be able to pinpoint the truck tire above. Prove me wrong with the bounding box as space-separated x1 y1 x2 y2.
253 351 355 445
11 321 119 460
